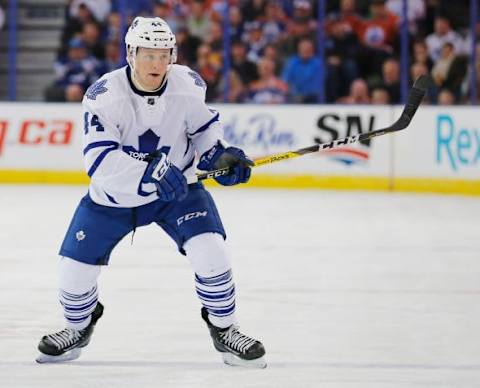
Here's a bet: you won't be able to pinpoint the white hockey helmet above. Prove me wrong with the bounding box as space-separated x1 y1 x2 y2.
125 16 177 66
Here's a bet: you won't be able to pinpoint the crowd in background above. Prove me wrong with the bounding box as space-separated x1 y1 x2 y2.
46 0 478 105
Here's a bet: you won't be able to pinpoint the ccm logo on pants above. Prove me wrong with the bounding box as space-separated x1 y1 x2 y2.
177 211 208 226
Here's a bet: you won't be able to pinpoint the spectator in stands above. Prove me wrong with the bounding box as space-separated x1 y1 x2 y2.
202 21 223 75
194 43 221 102
381 58 401 103
241 0 267 23
231 40 258 84
410 61 429 81
0 6 5 31
60 2 97 58
46 37 102 102
247 57 288 104
425 15 464 63
110 0 152 19
153 0 180 33
337 78 370 104
82 21 105 60
106 12 122 42
244 21 268 63
103 40 120 72
386 0 426 34
186 0 211 40
205 21 223 53
44 0 475 106
208 0 229 23
431 43 456 88
348 0 371 15
412 39 433 71
325 19 360 102
325 0 362 36
437 88 455 105
282 0 317 56
431 42 468 101
176 27 202 67
228 6 245 42
70 0 111 23
282 38 322 103
371 86 391 104
262 2 287 44
218 70 246 103
355 0 399 77
289 0 317 34
262 44 284 76
359 0 399 50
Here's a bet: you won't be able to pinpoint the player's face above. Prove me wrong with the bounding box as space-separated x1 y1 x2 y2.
134 47 171 90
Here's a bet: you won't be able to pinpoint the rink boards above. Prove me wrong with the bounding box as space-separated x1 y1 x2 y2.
0 103 478 195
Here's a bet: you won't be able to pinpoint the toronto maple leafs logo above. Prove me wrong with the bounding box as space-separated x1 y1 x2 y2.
76 230 86 241
122 129 171 161
86 79 108 100
188 71 206 89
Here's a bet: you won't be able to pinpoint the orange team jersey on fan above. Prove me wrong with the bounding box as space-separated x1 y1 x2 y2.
354 13 399 47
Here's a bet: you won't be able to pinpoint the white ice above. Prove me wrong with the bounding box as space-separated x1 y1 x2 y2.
1 185 480 388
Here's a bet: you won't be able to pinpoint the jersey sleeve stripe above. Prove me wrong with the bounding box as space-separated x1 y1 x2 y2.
189 112 220 137
87 145 119 177
83 141 120 155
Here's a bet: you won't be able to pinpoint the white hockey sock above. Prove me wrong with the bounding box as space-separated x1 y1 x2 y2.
58 257 101 330
184 233 236 329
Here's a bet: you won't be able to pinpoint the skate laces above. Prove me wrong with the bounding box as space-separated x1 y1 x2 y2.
46 328 83 350
220 325 257 354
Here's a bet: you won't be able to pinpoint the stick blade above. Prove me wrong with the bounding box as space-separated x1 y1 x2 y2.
413 74 432 92
393 75 431 131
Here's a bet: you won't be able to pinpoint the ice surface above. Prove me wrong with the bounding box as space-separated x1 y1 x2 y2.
1 185 480 388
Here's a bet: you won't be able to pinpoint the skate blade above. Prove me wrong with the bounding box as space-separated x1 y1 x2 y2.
221 352 267 369
36 348 82 364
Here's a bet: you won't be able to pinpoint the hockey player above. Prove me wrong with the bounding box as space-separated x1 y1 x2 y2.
36 16 266 368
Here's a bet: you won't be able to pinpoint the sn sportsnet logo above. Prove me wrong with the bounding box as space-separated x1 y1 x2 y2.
315 113 375 165
177 211 208 226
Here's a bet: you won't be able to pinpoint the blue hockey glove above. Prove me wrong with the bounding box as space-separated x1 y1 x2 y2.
197 141 253 186
143 153 188 201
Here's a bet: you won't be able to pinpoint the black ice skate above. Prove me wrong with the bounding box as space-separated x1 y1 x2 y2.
36 302 104 363
201 307 266 368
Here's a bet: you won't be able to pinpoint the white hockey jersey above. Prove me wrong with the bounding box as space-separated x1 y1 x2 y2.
82 65 223 208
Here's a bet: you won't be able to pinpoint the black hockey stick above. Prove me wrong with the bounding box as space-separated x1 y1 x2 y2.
186 75 430 184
